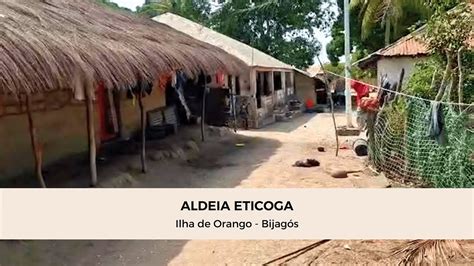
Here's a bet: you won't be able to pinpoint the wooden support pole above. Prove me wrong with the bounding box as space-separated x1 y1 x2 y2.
457 47 464 111
25 94 46 188
435 55 452 102
85 85 98 187
138 88 147 173
201 87 208 142
316 55 340 156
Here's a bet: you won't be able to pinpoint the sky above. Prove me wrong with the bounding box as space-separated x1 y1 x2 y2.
112 0 336 64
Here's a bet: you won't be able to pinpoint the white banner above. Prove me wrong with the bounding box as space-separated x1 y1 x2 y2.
0 189 472 239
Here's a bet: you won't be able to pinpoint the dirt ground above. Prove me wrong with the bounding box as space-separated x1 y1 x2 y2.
1 113 472 265
126 112 388 189
2 240 473 265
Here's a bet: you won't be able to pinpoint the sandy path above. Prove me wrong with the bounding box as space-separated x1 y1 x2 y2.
131 113 388 189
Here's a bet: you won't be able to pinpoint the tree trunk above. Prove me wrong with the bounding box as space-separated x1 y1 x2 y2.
25 94 46 188
385 18 391 46
435 55 452 101
457 47 464 111
367 112 377 164
85 85 98 187
138 90 147 173
315 55 339 156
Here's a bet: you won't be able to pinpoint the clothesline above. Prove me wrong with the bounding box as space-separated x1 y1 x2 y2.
320 69 474 107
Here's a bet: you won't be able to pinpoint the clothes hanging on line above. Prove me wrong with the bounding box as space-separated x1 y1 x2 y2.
174 70 192 120
216 71 226 87
351 80 370 106
158 73 172 92
126 79 152 98
378 76 392 107
428 101 448 146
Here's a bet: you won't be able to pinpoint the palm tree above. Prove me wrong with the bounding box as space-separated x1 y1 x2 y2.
137 0 210 22
351 0 430 45
137 0 176 17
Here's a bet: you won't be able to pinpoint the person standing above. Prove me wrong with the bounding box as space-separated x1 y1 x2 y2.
351 80 371 129
239 100 250 130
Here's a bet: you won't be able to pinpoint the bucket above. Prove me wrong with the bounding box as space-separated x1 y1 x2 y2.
353 138 368 156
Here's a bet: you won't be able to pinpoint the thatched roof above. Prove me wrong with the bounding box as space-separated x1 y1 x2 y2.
0 0 246 96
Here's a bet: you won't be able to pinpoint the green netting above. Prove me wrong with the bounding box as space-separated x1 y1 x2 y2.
369 95 473 188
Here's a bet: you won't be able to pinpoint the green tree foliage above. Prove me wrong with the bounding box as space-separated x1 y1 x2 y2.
327 0 385 65
405 51 474 104
136 0 211 23
209 0 333 69
327 0 429 65
350 0 430 45
97 0 132 11
322 61 374 81
323 62 344 75
403 57 443 100
426 0 464 12
423 2 472 59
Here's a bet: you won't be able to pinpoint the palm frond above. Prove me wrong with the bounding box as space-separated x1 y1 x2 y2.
234 0 279 15
392 240 466 265
361 0 382 39
350 0 367 10
400 0 431 17
146 2 173 14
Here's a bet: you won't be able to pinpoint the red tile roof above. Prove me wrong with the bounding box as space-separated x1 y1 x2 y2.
376 31 428 57
356 29 474 68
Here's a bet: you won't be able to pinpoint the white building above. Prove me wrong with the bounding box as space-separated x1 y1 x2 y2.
355 27 427 86
154 13 316 128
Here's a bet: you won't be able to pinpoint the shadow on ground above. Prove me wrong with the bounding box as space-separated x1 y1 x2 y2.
0 126 282 189
133 133 281 188
0 240 187 266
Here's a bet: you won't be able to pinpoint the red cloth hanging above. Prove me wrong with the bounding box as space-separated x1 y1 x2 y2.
158 73 172 92
216 71 225 87
351 80 370 106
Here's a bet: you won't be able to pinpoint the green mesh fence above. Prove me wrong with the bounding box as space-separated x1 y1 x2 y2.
369 95 473 188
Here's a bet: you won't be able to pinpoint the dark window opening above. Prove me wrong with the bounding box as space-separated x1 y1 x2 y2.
235 76 241 96
227 75 232 90
257 71 271 99
256 73 262 108
274 72 282 91
285 72 292 88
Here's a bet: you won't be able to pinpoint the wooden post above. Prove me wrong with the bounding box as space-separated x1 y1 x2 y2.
85 85 98 187
316 55 340 156
435 55 452 102
25 94 47 188
249 68 258 128
138 87 147 173
457 47 464 111
201 87 208 142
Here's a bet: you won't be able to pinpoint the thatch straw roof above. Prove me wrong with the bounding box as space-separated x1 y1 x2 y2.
0 0 246 96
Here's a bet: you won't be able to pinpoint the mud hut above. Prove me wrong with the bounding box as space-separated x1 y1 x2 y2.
0 0 246 187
